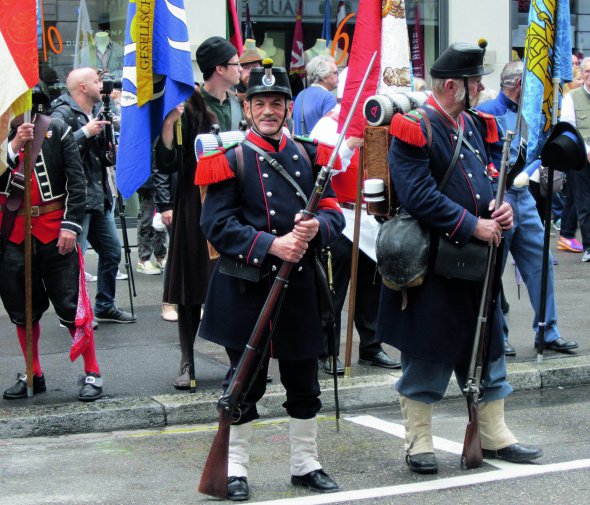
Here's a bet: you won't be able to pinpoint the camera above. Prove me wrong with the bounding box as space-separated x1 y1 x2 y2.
101 77 122 95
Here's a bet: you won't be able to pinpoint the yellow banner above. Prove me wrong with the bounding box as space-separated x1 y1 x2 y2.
132 0 156 107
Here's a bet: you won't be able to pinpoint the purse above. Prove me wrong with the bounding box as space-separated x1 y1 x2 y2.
434 238 490 282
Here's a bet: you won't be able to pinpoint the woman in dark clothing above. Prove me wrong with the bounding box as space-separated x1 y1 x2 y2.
154 90 214 388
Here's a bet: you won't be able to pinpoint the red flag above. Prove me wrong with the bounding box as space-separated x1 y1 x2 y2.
337 0 382 137
289 0 305 75
226 0 243 55
0 0 39 174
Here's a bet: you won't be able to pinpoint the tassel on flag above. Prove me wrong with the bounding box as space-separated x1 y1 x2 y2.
290 0 305 75
0 0 38 176
226 0 243 55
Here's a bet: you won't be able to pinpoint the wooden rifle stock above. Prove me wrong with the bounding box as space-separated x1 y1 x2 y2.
461 129 513 470
198 52 377 499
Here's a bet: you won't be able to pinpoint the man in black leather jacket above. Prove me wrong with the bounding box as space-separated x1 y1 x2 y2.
52 67 135 324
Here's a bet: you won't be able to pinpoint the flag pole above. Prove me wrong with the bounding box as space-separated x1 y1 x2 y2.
23 109 34 397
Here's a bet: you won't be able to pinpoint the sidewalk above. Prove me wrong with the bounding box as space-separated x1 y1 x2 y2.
1 233 589 439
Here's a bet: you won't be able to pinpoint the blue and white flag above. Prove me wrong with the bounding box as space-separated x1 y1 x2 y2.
116 0 194 199
522 0 572 164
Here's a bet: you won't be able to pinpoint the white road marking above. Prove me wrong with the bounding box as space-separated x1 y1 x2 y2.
245 414 590 504
246 459 590 505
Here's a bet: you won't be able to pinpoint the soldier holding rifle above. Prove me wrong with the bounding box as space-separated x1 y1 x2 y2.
376 42 542 474
196 61 345 501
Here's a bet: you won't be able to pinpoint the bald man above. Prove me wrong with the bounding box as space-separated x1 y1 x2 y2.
52 67 136 324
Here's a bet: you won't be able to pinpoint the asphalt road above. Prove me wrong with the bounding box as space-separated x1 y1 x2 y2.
1 384 588 505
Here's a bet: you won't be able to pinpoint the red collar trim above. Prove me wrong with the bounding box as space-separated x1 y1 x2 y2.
246 129 287 151
426 95 464 130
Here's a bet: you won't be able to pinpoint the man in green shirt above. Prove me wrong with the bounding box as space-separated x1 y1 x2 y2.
196 36 244 131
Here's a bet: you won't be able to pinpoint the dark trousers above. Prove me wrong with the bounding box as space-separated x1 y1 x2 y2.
224 347 321 425
560 180 578 237
321 234 383 358
0 238 79 326
561 164 590 249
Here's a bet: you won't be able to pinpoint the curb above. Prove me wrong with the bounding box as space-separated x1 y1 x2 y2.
2 355 590 439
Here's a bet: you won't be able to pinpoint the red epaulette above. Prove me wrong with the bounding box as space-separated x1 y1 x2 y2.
316 141 342 170
468 109 499 144
389 111 427 147
194 143 238 186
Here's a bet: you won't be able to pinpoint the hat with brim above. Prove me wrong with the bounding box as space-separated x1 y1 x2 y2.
430 42 493 79
541 122 587 171
240 39 264 65
196 36 237 73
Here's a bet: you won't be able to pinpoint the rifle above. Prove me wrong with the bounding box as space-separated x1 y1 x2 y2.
198 51 377 499
461 128 513 470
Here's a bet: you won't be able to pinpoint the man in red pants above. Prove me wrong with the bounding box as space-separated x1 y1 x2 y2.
0 87 103 402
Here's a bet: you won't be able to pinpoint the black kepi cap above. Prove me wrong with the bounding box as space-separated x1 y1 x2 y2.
430 41 493 79
247 58 292 100
196 36 237 73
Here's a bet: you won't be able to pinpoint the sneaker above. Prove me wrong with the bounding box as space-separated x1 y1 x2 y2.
116 270 129 280
85 271 98 282
78 372 103 401
557 236 584 252
583 249 590 262
136 260 161 275
94 307 136 323
154 257 166 270
552 219 561 231
162 303 178 322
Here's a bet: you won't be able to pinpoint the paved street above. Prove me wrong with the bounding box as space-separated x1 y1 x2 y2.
0 228 589 439
1 385 589 505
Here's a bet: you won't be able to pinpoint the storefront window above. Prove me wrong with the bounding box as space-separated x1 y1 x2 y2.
38 0 127 100
239 0 440 88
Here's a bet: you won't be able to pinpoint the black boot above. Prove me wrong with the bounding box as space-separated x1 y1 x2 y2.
405 452 438 474
3 373 46 399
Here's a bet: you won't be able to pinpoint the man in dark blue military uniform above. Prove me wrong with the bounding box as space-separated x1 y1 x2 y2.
196 61 345 501
377 43 543 474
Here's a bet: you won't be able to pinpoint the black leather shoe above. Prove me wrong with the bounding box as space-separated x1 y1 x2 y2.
78 373 103 402
358 350 401 369
319 357 344 375
227 476 249 501
544 337 578 352
405 452 438 474
3 373 46 399
94 307 136 324
504 340 516 356
291 469 339 493
482 443 543 463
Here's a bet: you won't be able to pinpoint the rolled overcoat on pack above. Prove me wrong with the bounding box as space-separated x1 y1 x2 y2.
198 131 345 359
377 99 507 365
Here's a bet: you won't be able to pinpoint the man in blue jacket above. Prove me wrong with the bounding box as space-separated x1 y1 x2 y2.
377 43 543 475
477 61 578 355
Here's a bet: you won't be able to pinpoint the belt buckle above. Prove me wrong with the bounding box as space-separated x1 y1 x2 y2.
31 206 40 217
